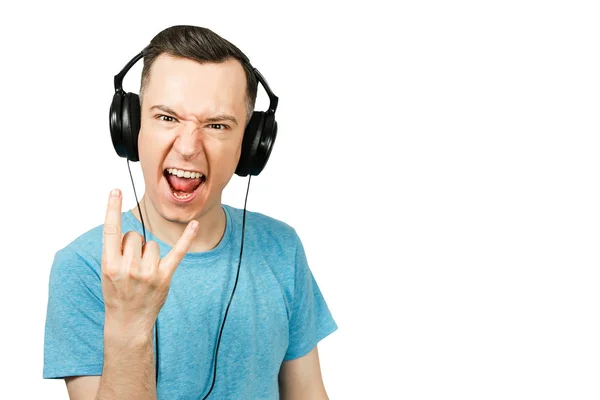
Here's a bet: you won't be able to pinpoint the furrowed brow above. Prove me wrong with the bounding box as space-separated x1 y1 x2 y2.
204 114 238 126
150 106 238 126
150 105 181 119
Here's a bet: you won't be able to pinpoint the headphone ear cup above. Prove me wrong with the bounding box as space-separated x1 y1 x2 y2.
121 92 141 162
236 111 264 176
253 112 277 175
109 93 128 158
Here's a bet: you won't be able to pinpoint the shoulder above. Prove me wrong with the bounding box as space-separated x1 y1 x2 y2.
50 218 109 278
223 204 301 257
47 220 111 301
224 204 299 241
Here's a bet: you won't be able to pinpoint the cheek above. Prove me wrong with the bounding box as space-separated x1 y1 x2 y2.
205 140 242 180
138 129 169 172
137 125 151 155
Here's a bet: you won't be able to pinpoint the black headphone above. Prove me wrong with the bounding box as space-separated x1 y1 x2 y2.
109 46 279 177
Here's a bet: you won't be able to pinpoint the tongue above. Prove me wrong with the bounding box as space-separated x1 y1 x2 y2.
166 174 202 193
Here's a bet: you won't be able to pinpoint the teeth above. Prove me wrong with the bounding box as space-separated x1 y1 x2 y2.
173 191 193 199
167 168 204 179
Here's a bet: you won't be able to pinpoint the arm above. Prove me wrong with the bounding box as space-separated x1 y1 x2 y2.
95 322 157 399
278 346 329 400
64 322 156 400
65 377 100 400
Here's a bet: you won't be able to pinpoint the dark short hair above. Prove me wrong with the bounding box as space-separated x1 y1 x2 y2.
139 25 258 125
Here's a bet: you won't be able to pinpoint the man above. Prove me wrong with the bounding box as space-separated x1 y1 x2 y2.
43 25 337 399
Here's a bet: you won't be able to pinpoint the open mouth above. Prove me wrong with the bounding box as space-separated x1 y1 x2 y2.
163 168 206 201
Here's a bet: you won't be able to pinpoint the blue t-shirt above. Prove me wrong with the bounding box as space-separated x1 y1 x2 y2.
43 204 337 399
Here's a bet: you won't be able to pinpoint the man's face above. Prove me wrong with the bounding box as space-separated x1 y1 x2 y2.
138 54 248 224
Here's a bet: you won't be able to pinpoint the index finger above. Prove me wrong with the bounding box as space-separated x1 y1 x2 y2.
102 189 123 260
160 220 199 274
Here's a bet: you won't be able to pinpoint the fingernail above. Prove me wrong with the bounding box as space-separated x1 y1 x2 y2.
190 220 198 230
110 189 120 198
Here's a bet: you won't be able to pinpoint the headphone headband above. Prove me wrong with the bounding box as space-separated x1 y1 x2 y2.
114 47 278 112
114 50 144 93
252 68 278 114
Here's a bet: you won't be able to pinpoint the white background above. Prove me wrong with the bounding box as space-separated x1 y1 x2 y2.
1 0 599 398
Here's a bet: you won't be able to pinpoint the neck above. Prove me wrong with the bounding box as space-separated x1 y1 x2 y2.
130 195 226 253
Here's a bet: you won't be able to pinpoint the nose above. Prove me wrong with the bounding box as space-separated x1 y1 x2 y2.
173 124 203 160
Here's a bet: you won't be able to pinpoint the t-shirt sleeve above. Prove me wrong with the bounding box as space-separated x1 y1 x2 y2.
283 234 338 361
43 248 105 379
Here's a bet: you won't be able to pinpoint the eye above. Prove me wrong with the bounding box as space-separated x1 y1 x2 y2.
156 115 177 123
208 124 228 130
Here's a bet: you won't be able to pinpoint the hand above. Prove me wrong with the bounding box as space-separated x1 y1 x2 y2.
100 188 198 333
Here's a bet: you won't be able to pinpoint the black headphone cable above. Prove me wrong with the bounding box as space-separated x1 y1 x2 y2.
126 159 250 399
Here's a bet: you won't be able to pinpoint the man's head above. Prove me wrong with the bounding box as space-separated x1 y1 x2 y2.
137 25 258 225
139 26 258 123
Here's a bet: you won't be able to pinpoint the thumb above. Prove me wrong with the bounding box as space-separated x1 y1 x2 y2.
160 220 199 275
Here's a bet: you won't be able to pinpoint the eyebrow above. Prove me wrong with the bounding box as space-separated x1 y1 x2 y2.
150 105 238 126
204 114 238 126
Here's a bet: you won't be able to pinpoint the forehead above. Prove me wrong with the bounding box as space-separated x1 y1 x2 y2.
143 54 247 119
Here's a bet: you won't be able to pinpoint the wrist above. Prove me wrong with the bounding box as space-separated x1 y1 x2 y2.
104 313 155 348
